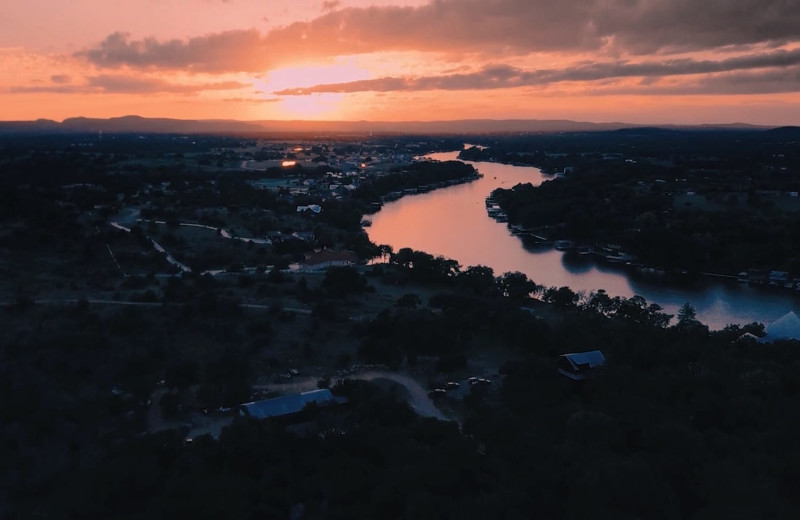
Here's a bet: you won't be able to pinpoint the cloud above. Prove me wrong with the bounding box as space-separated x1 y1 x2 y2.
78 30 273 73
597 66 800 96
50 74 72 84
7 85 85 94
6 75 249 95
223 96 281 103
78 0 800 72
87 75 248 94
273 49 800 95
321 1 340 11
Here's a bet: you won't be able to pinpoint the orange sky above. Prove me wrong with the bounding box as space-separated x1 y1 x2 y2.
3 0 800 125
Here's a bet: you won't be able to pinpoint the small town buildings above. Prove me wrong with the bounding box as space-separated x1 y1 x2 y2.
558 350 606 381
769 271 790 286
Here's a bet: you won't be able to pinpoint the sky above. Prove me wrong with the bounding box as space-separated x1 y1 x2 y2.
3 0 800 124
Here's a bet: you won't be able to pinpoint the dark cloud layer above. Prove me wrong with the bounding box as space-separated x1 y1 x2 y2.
50 74 72 84
79 30 271 73
8 76 248 95
87 75 247 94
79 0 800 72
273 49 800 95
594 66 800 96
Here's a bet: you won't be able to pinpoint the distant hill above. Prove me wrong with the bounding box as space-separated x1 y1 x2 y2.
764 126 800 138
60 115 266 134
0 115 775 136
248 119 637 134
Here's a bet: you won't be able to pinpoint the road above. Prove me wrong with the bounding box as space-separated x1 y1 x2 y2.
255 371 451 422
171 370 453 439
358 371 450 421
4 301 452 432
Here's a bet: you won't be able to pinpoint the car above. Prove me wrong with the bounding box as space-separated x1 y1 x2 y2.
467 377 479 385
445 381 460 390
428 388 447 399
477 378 492 385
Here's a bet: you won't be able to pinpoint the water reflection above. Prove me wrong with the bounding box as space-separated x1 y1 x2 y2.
367 150 800 329
561 252 594 274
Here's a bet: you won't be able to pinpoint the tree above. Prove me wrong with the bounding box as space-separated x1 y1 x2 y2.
378 244 393 263
584 289 617 316
322 266 368 297
498 271 540 302
674 302 706 334
164 358 198 391
677 302 697 325
458 265 497 295
542 286 579 309
390 247 415 269
396 293 422 309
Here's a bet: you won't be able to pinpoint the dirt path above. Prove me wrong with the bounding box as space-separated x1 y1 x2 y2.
146 369 454 441
358 371 450 421
255 371 452 422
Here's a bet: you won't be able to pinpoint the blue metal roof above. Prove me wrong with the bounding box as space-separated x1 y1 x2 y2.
561 350 606 370
240 389 337 420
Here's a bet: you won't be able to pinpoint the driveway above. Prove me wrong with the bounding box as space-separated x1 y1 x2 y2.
358 371 450 421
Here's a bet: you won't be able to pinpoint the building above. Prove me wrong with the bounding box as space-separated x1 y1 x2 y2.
758 311 800 342
558 350 606 381
301 249 357 271
239 389 343 420
296 204 322 214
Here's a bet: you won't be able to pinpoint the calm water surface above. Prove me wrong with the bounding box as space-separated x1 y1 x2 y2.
367 151 800 329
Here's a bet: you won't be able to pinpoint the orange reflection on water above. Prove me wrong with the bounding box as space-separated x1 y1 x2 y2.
367 152 800 329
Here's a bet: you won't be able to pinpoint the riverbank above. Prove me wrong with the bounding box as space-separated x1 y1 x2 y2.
358 160 482 215
368 151 800 329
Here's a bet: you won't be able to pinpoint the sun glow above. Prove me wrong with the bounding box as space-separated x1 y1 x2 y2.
255 64 370 119
277 93 344 119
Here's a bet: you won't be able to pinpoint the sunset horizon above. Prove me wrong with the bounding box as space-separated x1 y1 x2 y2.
6 3 800 516
4 0 800 126
1 113 788 127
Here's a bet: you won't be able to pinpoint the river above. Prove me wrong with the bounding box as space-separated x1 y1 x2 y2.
366 150 800 329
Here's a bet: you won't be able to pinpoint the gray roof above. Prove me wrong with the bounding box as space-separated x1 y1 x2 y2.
240 389 338 420
560 350 606 370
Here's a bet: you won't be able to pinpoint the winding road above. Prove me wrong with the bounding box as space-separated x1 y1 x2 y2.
358 371 449 421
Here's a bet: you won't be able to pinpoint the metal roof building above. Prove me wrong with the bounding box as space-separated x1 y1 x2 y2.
759 311 800 342
239 389 341 420
558 350 606 381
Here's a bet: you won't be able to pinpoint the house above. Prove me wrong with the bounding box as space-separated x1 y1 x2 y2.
769 271 789 286
758 311 800 342
296 204 322 214
239 389 343 420
558 350 606 381
302 249 357 270
736 332 761 343
291 231 315 242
